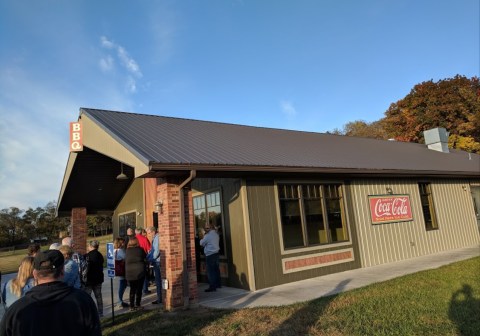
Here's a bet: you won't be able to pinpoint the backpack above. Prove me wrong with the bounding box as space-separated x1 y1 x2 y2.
80 255 90 285
73 253 89 285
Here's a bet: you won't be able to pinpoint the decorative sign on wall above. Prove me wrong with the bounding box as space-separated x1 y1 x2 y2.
70 121 83 152
368 195 413 224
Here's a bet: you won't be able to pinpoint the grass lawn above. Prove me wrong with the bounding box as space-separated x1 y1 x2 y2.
101 256 480 336
0 234 113 274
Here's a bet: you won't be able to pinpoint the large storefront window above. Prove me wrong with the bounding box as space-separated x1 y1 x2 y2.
418 183 438 230
278 183 348 250
118 212 136 238
194 190 225 255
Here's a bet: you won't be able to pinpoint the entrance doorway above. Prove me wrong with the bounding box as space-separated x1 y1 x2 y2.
471 186 480 232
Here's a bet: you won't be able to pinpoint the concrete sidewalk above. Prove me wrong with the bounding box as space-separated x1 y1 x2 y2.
1 245 479 320
197 245 480 309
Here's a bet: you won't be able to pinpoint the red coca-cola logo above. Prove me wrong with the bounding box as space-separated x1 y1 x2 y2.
369 195 413 224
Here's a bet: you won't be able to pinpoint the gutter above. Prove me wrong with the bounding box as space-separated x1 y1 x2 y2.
178 170 197 308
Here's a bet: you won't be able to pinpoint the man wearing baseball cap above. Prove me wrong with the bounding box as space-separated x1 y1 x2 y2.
0 249 101 336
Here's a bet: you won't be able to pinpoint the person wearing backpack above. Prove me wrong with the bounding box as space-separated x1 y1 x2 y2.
61 237 86 288
83 240 104 318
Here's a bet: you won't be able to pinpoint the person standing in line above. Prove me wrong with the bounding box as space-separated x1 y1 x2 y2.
0 250 101 336
113 237 129 308
2 257 35 309
135 228 151 294
26 244 40 257
83 240 104 318
58 245 80 289
125 237 146 311
124 227 135 248
61 237 86 289
200 224 221 292
49 242 61 250
146 226 162 305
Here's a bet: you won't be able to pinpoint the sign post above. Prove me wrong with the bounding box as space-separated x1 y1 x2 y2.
106 242 115 324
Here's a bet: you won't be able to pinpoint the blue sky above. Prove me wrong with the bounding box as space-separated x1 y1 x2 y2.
0 0 478 210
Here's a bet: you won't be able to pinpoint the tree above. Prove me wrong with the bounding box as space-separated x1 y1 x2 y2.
0 207 25 245
331 120 389 139
382 75 480 152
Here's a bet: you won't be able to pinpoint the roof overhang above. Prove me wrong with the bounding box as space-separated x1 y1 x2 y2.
148 162 480 179
56 112 150 217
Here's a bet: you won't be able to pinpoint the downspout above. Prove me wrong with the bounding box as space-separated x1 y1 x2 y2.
179 170 196 308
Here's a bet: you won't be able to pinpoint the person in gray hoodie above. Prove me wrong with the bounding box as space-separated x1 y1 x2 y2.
0 250 101 336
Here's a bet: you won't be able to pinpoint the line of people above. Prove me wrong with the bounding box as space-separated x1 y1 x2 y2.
0 226 163 336
114 227 162 311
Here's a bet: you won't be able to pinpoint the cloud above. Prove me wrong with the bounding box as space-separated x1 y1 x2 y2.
117 46 142 77
280 100 297 118
99 55 114 72
100 36 115 49
0 67 78 210
126 76 137 93
99 36 143 92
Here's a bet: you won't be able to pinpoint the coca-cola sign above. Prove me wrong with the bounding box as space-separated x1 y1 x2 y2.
368 195 413 224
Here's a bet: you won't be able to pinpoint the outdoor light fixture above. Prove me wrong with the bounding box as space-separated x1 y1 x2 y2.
116 162 128 181
155 199 163 213
386 187 393 195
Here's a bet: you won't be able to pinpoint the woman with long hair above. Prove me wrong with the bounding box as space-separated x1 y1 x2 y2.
3 256 35 309
125 236 146 311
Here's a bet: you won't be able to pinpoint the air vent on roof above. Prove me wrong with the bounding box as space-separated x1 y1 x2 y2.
423 127 449 153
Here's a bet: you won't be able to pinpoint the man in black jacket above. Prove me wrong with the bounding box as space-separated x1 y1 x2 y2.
0 249 101 336
84 240 105 317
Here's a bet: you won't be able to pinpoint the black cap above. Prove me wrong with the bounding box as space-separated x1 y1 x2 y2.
34 249 64 270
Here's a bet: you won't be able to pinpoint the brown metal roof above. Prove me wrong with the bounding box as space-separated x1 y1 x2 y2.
81 108 480 177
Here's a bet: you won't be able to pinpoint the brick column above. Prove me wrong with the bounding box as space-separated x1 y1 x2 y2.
157 178 198 310
71 207 87 254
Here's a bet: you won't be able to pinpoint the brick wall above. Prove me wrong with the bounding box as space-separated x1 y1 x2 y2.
157 178 198 310
71 207 87 254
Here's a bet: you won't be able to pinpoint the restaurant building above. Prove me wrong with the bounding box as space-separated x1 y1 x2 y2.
57 108 480 310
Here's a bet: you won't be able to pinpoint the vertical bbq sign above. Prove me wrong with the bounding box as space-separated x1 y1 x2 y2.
70 121 83 152
368 195 413 224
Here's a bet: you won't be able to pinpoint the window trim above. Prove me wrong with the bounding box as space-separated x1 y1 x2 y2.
192 188 227 258
418 182 439 231
117 210 138 237
274 180 352 255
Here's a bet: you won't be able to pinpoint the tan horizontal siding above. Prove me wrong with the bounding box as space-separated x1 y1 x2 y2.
351 179 480 268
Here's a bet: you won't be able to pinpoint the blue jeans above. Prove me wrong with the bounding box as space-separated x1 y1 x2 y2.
118 278 127 305
205 253 221 289
152 261 162 303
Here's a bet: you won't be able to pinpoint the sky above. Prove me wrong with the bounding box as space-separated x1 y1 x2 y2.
0 0 478 211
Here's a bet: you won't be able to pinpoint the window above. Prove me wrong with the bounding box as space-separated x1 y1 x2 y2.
278 183 348 249
118 212 136 237
193 190 225 255
418 183 438 230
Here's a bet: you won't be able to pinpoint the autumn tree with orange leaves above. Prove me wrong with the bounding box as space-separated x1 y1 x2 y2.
334 75 480 153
